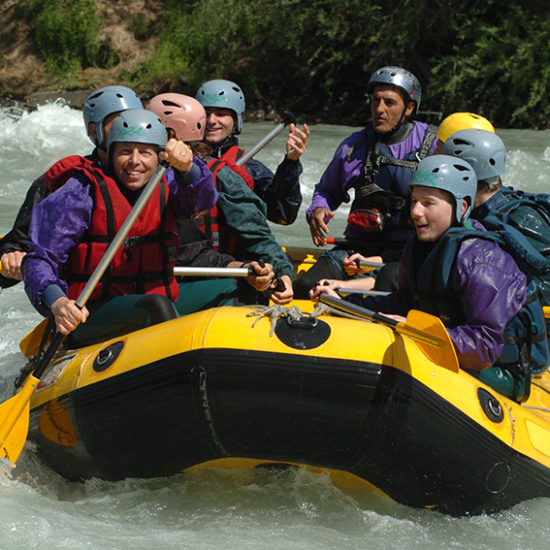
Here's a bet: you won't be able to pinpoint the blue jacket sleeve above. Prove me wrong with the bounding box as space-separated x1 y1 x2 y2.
245 157 303 225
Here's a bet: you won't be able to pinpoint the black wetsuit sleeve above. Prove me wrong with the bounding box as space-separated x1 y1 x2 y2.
176 219 235 268
0 174 47 288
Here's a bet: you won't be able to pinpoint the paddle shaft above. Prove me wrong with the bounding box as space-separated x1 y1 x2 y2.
320 294 445 348
336 288 390 297
174 266 252 277
325 237 403 249
235 111 296 166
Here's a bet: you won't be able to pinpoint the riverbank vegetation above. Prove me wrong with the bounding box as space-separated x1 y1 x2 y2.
12 0 550 128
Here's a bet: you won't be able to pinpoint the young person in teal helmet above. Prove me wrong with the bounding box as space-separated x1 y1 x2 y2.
23 109 217 348
313 155 544 401
294 66 438 299
0 85 143 287
195 79 309 225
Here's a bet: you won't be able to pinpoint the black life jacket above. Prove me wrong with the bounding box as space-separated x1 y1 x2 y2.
345 124 437 235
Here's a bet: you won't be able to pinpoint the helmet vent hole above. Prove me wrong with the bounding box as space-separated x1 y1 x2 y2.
219 91 225 96
489 158 496 166
145 123 152 129
453 138 469 146
454 164 470 172
161 100 180 108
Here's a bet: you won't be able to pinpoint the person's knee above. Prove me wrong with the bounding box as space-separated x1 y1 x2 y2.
293 254 347 299
373 262 400 292
134 294 178 325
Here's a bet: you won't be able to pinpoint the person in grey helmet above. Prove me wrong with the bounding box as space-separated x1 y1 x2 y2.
442 127 550 309
0 85 143 287
195 79 310 225
294 66 438 299
313 155 539 402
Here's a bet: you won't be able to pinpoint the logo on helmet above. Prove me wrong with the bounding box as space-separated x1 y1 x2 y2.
412 169 439 186
202 93 226 104
119 126 145 138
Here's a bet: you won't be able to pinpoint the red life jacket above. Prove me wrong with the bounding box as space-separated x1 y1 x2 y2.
197 148 255 253
50 160 180 303
45 155 97 193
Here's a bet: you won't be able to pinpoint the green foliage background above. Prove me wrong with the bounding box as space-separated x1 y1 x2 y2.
19 0 550 128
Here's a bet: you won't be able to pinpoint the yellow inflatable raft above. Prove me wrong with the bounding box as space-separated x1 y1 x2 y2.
20 300 550 516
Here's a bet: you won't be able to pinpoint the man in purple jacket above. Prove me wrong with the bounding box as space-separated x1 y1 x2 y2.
294 66 437 298
0 85 143 288
23 109 217 348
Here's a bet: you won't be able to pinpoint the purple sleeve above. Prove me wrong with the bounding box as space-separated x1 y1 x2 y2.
22 177 93 316
448 239 527 371
167 157 217 219
306 131 364 222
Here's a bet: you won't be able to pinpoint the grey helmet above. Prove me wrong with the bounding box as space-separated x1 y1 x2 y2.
441 128 506 183
367 66 421 114
107 109 167 157
195 79 245 133
410 155 477 223
83 85 143 148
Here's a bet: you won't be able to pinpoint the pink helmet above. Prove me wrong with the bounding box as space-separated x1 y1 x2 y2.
147 93 206 142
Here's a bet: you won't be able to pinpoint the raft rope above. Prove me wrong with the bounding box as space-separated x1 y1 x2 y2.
246 302 360 337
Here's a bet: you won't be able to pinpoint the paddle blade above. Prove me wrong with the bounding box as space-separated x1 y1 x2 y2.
19 318 48 358
404 310 460 372
0 375 38 467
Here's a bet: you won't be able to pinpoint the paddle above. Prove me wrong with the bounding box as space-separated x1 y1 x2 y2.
319 294 460 372
336 288 390 297
235 111 296 166
174 266 252 277
0 161 169 467
325 237 403 249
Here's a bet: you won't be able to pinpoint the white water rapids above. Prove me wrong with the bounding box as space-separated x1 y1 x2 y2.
0 101 550 549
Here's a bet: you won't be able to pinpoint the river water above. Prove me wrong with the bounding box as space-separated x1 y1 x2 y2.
0 101 550 549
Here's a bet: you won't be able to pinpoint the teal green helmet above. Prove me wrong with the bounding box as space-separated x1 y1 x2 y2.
195 79 245 133
107 109 167 155
410 155 477 223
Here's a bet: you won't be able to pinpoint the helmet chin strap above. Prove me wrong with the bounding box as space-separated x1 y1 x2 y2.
379 105 410 141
